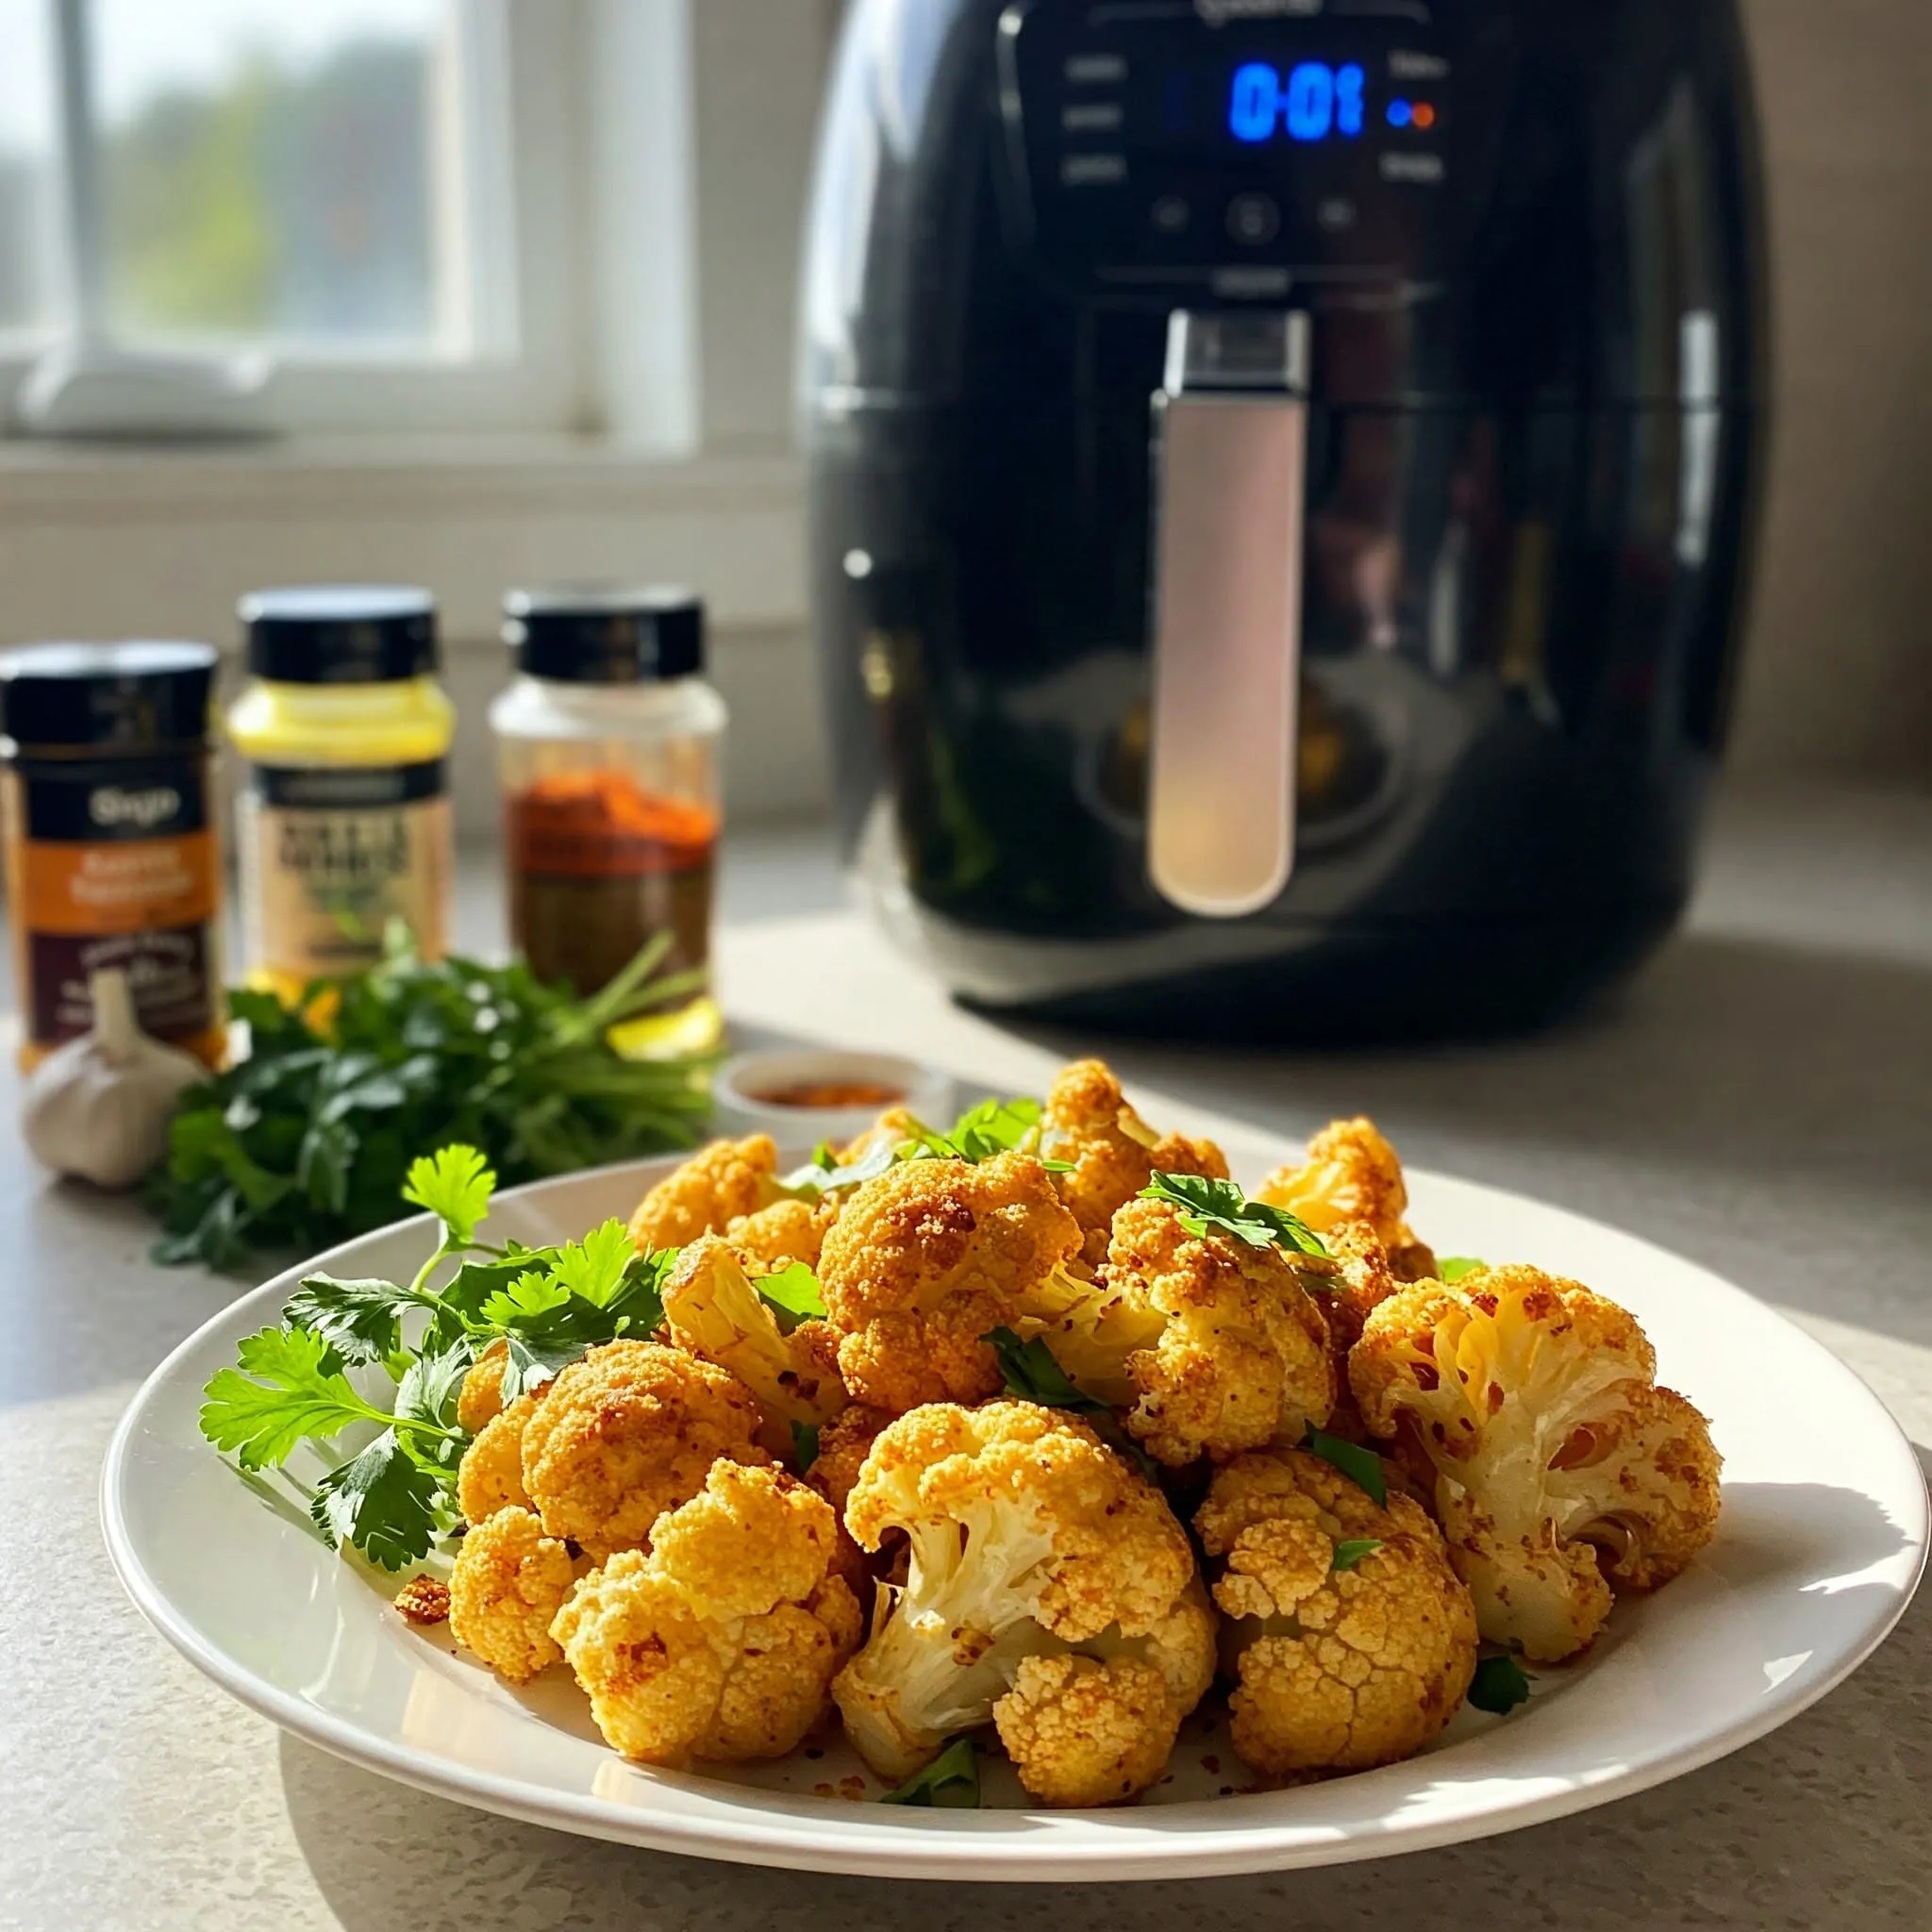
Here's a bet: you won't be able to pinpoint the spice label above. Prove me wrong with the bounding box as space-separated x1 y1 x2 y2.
241 761 452 980
3 761 223 1058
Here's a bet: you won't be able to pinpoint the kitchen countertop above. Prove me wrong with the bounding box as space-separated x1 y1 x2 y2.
3 780 1928 1932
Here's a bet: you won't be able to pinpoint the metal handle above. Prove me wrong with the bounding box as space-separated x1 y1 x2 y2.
1146 310 1310 920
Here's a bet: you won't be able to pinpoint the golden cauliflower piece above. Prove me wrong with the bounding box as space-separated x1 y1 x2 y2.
816 1153 1083 1412
662 1235 848 1456
520 1339 768 1560
1195 1449 1477 1776
551 1461 862 1765
832 1400 1214 1804
448 1507 577 1683
628 1135 780 1254
457 1339 510 1433
806 1403 896 1518
726 1194 842 1270
1057 1192 1333 1468
1257 1119 1437 1281
1294 1222 1402 1443
1039 1058 1230 1266
456 1391 538 1524
1351 1267 1723 1661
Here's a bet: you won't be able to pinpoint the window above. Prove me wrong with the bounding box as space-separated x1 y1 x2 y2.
0 0 670 441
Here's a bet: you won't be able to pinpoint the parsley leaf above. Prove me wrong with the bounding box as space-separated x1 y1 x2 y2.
1302 1424 1389 1508
547 1219 636 1308
777 1137 900 1198
1331 1539 1383 1573
309 1429 446 1571
281 1274 421 1367
986 1326 1103 1412
402 1144 496 1250
880 1737 980 1807
791 1420 821 1474
394 1341 475 1440
1141 1174 1328 1258
757 1261 827 1332
1439 1257 1488 1284
199 1326 385 1470
1467 1653 1534 1715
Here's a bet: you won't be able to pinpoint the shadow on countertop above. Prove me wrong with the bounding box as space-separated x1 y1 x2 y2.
276 1457 1932 1932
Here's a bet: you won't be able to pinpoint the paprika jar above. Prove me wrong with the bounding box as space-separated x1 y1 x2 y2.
0 641 225 1070
491 587 724 1050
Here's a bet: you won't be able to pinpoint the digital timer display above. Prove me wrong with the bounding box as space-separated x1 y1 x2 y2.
1227 59 1368 143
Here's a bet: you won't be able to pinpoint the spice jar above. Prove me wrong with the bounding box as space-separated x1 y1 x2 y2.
0 641 225 1070
491 587 724 1048
227 587 455 1001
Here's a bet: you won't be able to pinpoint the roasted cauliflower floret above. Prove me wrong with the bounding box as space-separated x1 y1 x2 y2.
1257 1119 1437 1281
1039 1058 1230 1266
831 1401 1213 1804
520 1339 768 1560
552 1461 862 1765
627 1135 780 1254
816 1153 1084 1412
806 1403 896 1517
1195 1449 1477 1775
456 1391 538 1524
1049 1193 1333 1468
1351 1268 1723 1662
448 1506 577 1683
726 1194 842 1271
457 1338 510 1433
1294 1222 1402 1443
662 1236 848 1456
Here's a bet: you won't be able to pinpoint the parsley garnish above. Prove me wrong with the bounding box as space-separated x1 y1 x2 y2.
1439 1257 1488 1284
756 1261 828 1333
1302 1424 1390 1509
880 1737 980 1807
1331 1539 1383 1573
1468 1653 1534 1715
778 1094 1073 1196
1140 1174 1328 1259
985 1327 1159 1479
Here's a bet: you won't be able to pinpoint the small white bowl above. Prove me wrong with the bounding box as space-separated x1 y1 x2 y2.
711 1048 955 1149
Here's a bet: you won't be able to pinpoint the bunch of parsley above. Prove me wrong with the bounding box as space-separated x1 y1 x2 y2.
199 1145 679 1570
149 930 717 1271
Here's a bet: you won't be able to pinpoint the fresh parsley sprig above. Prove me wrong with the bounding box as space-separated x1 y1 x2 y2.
1468 1652 1535 1715
1140 1174 1329 1259
880 1737 980 1807
985 1327 1159 1479
777 1094 1072 1197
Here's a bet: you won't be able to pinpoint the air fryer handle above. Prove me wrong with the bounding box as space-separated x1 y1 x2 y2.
1147 311 1310 921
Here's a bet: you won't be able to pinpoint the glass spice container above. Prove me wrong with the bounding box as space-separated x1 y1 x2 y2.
0 641 226 1071
491 587 724 1052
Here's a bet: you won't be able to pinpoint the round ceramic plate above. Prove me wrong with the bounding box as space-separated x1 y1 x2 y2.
103 1154 1928 1882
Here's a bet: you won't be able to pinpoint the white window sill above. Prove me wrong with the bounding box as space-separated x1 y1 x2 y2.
0 434 809 638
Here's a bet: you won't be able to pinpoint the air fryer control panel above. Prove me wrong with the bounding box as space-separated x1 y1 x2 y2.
997 0 1501 297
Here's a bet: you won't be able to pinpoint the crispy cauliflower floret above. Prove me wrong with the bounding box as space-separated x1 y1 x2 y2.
457 1391 538 1524
1049 1193 1332 1468
1294 1222 1402 1443
550 1462 861 1765
832 1401 1212 1803
662 1236 848 1456
448 1507 577 1683
628 1135 781 1254
726 1194 842 1270
1195 1449 1477 1775
457 1338 509 1433
1257 1119 1437 1281
816 1153 1083 1412
807 1403 896 1517
1039 1058 1230 1266
520 1340 768 1560
1350 1268 1723 1661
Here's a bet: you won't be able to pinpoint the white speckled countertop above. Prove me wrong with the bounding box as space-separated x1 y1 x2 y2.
3 781 1928 1931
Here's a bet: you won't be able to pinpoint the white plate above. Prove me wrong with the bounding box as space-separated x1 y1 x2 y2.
103 1155 1928 1883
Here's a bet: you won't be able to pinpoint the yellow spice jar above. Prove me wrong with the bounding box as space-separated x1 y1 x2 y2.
227 587 455 1002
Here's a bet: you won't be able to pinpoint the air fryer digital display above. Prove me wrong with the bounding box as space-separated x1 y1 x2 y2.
999 1 1472 292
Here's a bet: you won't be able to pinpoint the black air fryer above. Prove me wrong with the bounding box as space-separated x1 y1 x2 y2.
801 0 1765 1039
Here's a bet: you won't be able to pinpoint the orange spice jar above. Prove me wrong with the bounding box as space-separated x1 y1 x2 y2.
491 589 724 1047
0 642 225 1070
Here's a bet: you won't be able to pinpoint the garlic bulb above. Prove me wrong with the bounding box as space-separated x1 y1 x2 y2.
21 968 208 1190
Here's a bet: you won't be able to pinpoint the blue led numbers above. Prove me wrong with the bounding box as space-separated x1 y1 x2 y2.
1225 59 1369 143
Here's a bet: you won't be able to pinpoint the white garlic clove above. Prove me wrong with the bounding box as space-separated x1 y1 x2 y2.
21 968 210 1191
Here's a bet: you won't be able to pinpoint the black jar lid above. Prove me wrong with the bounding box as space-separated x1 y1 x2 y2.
0 641 218 751
503 585 705 684
242 585 439 685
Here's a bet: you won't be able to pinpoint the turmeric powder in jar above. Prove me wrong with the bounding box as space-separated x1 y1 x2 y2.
491 588 724 1052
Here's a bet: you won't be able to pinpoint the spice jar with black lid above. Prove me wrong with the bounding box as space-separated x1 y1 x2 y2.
0 641 225 1070
491 586 724 1050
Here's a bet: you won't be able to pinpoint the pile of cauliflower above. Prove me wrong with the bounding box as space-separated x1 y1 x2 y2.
422 1058 1723 1808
